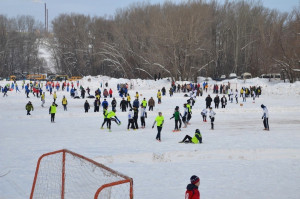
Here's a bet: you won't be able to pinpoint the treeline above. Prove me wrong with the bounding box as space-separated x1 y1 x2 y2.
0 15 46 77
1 0 299 82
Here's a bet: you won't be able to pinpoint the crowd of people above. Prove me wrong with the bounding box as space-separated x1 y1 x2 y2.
1 78 268 135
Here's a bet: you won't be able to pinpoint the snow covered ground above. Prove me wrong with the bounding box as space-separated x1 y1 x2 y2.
0 77 300 199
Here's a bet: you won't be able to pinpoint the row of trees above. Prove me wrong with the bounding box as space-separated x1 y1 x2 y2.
1 0 299 82
0 15 46 77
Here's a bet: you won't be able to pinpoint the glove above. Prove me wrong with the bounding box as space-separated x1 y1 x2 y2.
262 116 263 119
152 125 154 129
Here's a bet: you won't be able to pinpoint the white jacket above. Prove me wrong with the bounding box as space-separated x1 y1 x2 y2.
209 109 216 118
262 107 269 118
201 108 207 116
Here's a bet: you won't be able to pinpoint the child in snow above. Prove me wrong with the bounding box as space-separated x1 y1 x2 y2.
127 109 135 130
140 105 147 128
185 175 200 199
25 101 34 115
201 108 207 122
170 106 182 131
209 107 216 130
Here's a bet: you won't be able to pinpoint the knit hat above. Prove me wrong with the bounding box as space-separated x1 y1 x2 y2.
190 175 200 184
261 104 265 108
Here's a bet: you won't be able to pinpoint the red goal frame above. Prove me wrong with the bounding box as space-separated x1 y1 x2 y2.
30 149 133 199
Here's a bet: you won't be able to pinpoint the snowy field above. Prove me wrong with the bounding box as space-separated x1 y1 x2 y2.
0 76 300 199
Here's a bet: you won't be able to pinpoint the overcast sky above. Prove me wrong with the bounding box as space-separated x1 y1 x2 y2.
0 0 299 25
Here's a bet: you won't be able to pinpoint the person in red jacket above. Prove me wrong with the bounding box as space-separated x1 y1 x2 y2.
185 175 200 199
109 88 113 98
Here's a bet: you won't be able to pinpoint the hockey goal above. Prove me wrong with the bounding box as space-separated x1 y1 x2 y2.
30 149 133 199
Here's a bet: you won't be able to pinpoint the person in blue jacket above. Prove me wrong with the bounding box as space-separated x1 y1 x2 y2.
133 98 139 109
102 99 109 109
3 86 8 97
25 84 30 98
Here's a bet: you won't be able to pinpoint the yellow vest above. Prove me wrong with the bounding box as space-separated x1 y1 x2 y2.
62 98 67 105
157 92 161 99
107 111 116 119
50 105 57 114
155 115 164 126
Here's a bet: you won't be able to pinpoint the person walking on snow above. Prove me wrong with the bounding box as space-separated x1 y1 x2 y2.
182 104 188 128
252 90 256 103
152 112 164 142
126 94 132 108
214 95 220 109
148 97 155 111
111 97 117 111
179 129 202 144
140 105 147 128
186 101 192 124
235 89 239 104
84 100 90 113
101 108 109 129
49 102 58 123
209 107 216 130
157 90 162 104
25 101 34 115
201 108 207 122
127 109 135 130
120 97 127 112
221 95 227 108
170 106 182 132
41 92 45 107
62 96 68 111
185 175 200 199
205 94 212 108
261 104 269 131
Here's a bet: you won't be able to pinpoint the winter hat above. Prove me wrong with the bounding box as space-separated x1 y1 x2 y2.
261 104 265 108
190 175 200 184
195 129 200 133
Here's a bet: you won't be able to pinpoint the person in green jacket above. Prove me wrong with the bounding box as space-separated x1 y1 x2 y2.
104 109 121 132
170 106 182 132
25 101 34 115
100 108 109 129
152 112 164 142
179 129 202 144
49 102 58 123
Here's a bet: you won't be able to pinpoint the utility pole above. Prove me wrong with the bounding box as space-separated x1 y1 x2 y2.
44 3 46 32
47 8 48 32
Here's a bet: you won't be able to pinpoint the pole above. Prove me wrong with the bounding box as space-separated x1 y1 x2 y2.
44 3 46 32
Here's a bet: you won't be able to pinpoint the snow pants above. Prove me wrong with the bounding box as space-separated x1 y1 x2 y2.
210 117 215 129
51 113 55 122
156 126 162 141
141 116 145 127
263 118 269 130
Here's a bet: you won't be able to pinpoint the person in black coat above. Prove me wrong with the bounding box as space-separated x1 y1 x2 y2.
120 97 127 112
111 97 117 111
205 95 212 109
84 100 90 113
94 99 100 112
214 95 220 109
221 95 227 108
133 107 139 129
